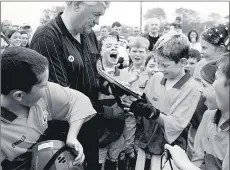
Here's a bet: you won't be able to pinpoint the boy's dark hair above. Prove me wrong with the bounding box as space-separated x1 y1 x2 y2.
145 54 156 66
98 32 119 52
1 47 49 95
6 29 20 39
188 48 201 62
218 53 230 86
153 33 190 63
112 21 122 28
188 29 199 42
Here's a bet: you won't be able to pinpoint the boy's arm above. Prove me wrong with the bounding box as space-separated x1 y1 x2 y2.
156 87 201 144
44 82 97 124
191 111 211 167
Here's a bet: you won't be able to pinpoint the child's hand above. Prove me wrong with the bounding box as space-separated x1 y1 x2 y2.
164 144 195 170
128 70 141 84
120 95 137 112
139 80 147 88
66 139 85 165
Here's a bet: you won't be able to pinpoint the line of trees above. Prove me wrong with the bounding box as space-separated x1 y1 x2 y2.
40 6 226 36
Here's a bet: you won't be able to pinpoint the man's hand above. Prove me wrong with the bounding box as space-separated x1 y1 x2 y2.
66 139 85 165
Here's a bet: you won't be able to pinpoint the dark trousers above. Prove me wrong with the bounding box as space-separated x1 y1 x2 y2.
78 115 100 170
45 115 100 170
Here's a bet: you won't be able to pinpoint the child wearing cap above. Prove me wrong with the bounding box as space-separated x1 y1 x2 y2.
193 22 229 82
122 33 202 170
165 53 229 170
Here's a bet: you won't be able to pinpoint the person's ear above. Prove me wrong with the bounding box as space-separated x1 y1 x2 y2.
73 1 82 12
180 58 188 66
12 91 26 102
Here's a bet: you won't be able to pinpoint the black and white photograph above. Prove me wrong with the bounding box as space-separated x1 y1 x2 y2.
1 1 229 170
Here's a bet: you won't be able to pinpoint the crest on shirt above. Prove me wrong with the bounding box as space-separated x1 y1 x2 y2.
152 96 158 101
42 110 49 126
68 55 74 62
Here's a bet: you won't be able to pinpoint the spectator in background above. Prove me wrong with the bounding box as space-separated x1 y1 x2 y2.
1 20 12 36
170 16 183 34
188 29 202 53
6 29 21 47
97 25 109 40
142 17 161 52
12 25 20 31
185 48 201 77
163 23 171 34
128 26 140 43
20 31 30 48
1 32 9 53
111 22 130 69
20 23 33 44
132 26 140 36
112 21 123 36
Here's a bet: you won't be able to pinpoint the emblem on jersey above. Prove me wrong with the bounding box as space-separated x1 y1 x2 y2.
42 110 49 126
68 55 74 62
152 96 158 101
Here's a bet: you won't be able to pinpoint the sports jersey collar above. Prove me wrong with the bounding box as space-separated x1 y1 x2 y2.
55 12 72 36
1 107 18 124
160 72 191 89
213 109 230 131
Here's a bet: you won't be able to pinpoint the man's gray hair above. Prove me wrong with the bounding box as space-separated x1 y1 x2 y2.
66 1 110 8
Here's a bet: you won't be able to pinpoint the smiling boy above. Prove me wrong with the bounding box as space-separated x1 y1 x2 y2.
123 33 202 170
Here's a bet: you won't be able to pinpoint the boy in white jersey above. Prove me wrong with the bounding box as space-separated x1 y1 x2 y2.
1 47 96 169
122 33 202 170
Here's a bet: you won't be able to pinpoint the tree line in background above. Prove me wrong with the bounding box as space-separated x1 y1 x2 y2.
40 5 229 38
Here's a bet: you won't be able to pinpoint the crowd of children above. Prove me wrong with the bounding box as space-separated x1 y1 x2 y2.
97 22 229 170
1 12 229 170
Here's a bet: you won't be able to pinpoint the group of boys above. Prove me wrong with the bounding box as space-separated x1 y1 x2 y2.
1 18 229 170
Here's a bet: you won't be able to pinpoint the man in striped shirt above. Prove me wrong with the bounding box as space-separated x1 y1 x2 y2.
30 2 110 170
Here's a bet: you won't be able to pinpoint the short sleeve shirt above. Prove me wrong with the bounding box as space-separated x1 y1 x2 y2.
1 82 96 161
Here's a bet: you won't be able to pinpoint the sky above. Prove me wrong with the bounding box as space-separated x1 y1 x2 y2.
1 2 229 31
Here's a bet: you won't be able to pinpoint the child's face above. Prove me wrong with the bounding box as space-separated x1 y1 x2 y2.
200 79 217 110
21 34 29 47
213 64 229 112
9 32 21 47
200 38 223 62
18 68 49 107
146 58 159 77
100 28 109 37
129 47 147 66
156 55 184 79
185 58 198 76
189 31 197 42
101 37 119 66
